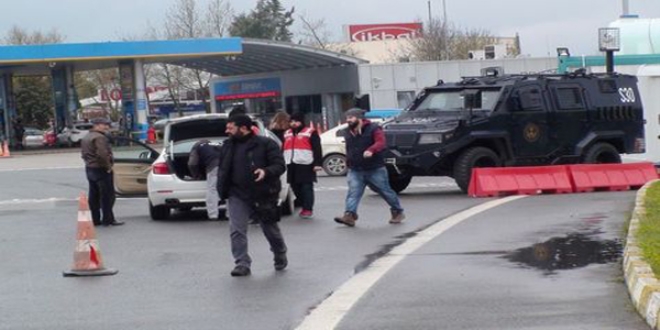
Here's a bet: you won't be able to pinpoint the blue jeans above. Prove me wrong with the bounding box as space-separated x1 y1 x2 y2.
345 167 403 215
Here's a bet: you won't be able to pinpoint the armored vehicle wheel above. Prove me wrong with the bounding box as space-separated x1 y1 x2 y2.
582 143 621 164
388 172 412 194
454 147 501 193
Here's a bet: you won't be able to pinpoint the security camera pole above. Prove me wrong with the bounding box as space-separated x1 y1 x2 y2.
599 27 620 74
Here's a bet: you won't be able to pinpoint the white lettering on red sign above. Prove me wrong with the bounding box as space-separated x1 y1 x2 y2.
349 23 423 42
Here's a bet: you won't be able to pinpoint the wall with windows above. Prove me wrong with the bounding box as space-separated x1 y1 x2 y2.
358 57 558 109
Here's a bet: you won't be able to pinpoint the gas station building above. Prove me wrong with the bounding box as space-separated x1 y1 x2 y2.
0 37 365 144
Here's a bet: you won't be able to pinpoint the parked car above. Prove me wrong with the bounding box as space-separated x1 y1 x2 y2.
111 114 294 220
23 127 44 148
320 123 348 176
365 108 402 120
58 122 93 146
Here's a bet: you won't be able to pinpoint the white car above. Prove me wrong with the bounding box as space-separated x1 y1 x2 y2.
111 114 294 220
58 123 93 146
23 127 45 148
320 123 348 176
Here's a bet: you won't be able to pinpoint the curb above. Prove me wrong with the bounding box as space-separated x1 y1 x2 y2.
624 179 660 329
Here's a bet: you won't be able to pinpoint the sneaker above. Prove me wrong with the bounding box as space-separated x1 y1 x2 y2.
389 210 405 224
299 210 313 219
230 265 251 277
274 253 288 271
334 212 358 227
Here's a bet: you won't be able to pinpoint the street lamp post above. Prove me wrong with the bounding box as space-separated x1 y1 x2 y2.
598 27 621 74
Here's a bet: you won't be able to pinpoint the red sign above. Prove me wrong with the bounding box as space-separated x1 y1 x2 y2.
215 91 280 101
100 86 168 101
349 23 423 42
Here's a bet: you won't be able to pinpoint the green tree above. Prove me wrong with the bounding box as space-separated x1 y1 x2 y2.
13 77 52 129
229 0 295 41
2 26 65 129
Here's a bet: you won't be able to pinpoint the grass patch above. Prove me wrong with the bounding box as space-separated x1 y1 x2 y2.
638 182 660 276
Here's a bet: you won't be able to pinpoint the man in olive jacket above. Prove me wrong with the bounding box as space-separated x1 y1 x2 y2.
80 118 124 227
217 114 287 277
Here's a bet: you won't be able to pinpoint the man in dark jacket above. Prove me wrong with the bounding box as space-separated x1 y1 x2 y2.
13 118 25 150
80 118 124 227
334 108 405 227
217 114 287 277
283 112 323 219
188 139 222 220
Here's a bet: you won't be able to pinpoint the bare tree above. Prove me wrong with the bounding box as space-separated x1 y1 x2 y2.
78 69 122 120
205 0 233 37
297 14 359 57
404 19 495 62
3 25 64 45
157 0 233 114
298 16 331 49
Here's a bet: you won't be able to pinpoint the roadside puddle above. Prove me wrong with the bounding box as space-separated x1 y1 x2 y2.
504 232 622 275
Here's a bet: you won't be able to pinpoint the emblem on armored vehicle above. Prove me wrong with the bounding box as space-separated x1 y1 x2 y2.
523 123 541 142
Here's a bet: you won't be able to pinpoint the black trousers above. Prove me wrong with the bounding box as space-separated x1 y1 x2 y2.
291 182 314 211
86 167 116 225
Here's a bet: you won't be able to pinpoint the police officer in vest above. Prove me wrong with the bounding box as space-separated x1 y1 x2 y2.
334 108 405 227
283 112 323 219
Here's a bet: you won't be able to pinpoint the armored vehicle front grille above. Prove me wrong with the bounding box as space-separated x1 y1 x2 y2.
386 132 417 148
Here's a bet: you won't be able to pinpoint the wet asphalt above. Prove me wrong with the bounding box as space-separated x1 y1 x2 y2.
338 192 648 330
0 160 649 329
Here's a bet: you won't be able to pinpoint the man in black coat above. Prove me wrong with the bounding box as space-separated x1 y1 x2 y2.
217 114 288 277
188 139 222 220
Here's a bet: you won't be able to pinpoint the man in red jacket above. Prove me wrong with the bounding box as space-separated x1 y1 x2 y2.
334 108 405 227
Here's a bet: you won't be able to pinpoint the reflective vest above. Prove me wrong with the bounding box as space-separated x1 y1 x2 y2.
283 127 314 165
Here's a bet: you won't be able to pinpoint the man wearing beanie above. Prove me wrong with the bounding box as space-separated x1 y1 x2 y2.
217 114 288 276
334 108 405 227
282 112 323 219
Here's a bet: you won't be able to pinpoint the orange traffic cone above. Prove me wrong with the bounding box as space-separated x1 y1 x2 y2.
63 192 118 277
1 141 10 158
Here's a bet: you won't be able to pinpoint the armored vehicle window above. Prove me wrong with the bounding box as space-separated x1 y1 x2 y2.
513 86 544 111
415 89 500 112
555 87 585 110
598 79 618 93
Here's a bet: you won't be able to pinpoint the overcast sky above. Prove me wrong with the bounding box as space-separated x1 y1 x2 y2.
1 0 659 57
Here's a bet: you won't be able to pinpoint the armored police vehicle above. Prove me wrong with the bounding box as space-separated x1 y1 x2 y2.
382 68 646 193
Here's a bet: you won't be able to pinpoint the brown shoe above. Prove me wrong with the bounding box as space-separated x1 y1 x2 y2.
334 212 357 227
389 210 405 224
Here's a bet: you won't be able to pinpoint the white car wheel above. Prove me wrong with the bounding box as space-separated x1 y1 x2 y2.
323 154 348 176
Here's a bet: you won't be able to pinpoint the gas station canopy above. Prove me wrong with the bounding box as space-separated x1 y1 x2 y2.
0 37 366 76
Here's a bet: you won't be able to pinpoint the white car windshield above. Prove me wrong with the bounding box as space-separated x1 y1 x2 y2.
415 89 501 112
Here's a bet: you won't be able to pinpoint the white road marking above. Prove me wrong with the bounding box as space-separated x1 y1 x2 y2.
0 166 83 173
315 182 457 192
0 198 76 205
0 197 145 206
295 195 527 330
